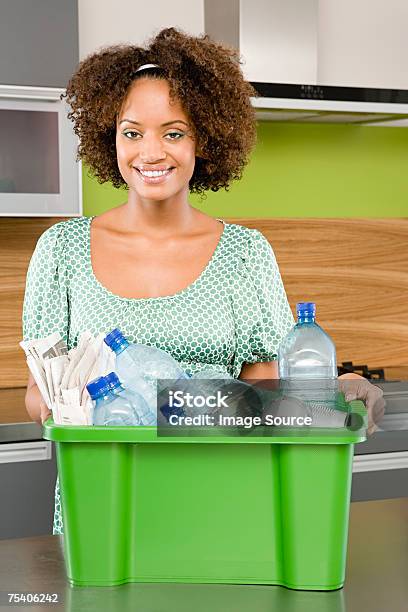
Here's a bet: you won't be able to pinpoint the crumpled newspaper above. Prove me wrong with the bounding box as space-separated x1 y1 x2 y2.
20 331 115 425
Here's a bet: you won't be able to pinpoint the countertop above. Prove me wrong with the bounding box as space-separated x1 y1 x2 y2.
0 497 406 612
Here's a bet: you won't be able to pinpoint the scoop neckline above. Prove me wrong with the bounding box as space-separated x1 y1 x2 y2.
87 215 227 303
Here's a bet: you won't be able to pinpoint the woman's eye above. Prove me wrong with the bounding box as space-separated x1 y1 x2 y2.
123 131 140 139
165 132 184 140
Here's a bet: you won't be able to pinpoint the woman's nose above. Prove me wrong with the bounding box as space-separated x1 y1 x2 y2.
139 136 166 162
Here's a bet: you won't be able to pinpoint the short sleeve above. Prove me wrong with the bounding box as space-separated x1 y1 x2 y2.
22 222 69 345
241 229 295 364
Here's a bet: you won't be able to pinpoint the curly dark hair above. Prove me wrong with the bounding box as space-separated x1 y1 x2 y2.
61 27 258 198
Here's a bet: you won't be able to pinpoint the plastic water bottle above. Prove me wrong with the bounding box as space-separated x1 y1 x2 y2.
87 375 139 426
278 302 347 427
105 371 156 426
189 369 234 415
104 328 189 416
189 368 266 419
190 368 234 394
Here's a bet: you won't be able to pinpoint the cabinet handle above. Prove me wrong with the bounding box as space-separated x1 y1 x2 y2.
0 441 51 464
0 84 63 101
353 451 408 473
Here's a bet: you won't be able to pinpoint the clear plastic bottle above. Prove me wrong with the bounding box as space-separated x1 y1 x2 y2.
87 375 139 426
104 328 188 414
278 303 337 380
189 368 266 419
278 302 347 427
190 368 234 397
105 371 156 426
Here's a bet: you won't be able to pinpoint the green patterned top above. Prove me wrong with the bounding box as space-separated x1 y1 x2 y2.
22 215 295 534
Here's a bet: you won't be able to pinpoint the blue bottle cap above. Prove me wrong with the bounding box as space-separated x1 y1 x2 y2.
105 371 122 390
296 302 316 318
104 328 131 354
86 376 111 400
104 328 124 347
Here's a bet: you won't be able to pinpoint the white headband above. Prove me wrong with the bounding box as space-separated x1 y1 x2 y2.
135 63 160 72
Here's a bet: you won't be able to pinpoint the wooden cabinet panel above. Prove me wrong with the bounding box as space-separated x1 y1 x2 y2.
236 218 408 368
0 218 67 389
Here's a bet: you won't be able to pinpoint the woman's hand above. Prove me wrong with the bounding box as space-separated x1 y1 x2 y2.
338 374 385 436
40 400 52 425
25 373 52 426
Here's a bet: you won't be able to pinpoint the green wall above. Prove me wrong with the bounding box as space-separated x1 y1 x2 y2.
83 122 408 217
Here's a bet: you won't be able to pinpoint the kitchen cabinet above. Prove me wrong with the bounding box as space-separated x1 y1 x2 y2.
78 0 203 60
0 0 80 217
0 388 57 540
318 0 408 89
0 442 57 540
221 0 408 90
0 86 82 217
0 0 78 88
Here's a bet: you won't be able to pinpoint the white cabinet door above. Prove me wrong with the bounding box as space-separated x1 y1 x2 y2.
318 0 408 89
225 0 408 89
78 0 204 60
0 86 82 217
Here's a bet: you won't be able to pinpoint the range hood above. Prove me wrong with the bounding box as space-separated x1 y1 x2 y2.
204 0 408 126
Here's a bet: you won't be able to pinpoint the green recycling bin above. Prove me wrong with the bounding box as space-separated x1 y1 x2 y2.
43 399 366 590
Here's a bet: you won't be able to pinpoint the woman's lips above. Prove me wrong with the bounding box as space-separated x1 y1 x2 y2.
133 167 175 185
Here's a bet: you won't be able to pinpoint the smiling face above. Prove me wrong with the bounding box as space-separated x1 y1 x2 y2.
116 78 197 204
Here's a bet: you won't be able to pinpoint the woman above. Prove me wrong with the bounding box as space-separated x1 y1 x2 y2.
23 28 384 535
